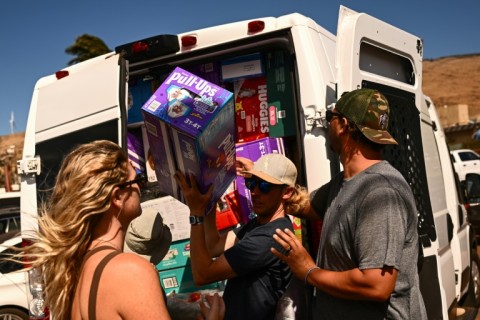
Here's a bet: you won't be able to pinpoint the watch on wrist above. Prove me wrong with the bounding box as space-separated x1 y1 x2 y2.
189 215 204 225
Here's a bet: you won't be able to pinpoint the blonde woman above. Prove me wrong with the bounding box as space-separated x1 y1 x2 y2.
19 140 224 320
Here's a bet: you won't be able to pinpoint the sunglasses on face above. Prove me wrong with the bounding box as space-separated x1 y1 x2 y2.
245 177 275 194
118 173 147 189
325 109 344 123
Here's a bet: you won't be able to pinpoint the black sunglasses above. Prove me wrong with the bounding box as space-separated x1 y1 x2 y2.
118 173 147 189
245 177 275 194
325 109 344 123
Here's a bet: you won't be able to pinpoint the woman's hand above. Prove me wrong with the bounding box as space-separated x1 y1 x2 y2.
174 171 213 216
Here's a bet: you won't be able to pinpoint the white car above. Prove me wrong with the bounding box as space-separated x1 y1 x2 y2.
0 236 29 320
451 149 480 182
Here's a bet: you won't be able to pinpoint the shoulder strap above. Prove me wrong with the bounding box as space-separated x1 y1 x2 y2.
86 248 121 320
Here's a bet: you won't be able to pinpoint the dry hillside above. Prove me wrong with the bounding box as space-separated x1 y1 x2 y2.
0 132 24 187
0 54 478 185
423 54 480 117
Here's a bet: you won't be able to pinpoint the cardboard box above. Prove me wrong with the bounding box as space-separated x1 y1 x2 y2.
127 128 145 174
142 116 179 198
159 265 222 295
233 76 270 143
141 125 158 183
265 50 296 137
216 189 241 231
184 62 222 86
235 137 285 222
128 78 157 124
141 197 191 242
142 67 237 214
157 239 191 271
221 53 264 82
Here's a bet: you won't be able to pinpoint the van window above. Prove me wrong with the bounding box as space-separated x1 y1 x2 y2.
36 120 119 204
359 42 415 85
458 151 480 162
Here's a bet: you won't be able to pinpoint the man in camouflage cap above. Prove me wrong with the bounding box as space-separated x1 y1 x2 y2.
272 88 427 319
334 88 398 145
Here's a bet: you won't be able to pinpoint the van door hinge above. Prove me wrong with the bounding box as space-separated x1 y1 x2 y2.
17 157 41 175
305 112 326 132
304 103 335 132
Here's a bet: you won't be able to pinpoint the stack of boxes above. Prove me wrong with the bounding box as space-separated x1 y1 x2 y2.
125 52 301 295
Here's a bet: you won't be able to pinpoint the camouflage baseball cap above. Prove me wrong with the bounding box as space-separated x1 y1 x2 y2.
335 88 398 145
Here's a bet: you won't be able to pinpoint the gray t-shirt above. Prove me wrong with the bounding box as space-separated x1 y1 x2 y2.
310 161 427 320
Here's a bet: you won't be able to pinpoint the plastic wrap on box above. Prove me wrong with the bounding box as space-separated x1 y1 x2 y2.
142 67 236 214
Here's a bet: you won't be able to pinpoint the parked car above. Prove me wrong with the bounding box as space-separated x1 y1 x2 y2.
451 149 480 182
0 192 21 243
0 236 29 320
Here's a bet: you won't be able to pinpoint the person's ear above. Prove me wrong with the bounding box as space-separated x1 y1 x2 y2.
282 186 295 200
111 187 124 209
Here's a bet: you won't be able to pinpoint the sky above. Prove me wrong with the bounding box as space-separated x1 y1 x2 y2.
0 0 479 137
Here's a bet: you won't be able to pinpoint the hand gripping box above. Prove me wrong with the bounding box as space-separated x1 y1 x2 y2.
142 67 236 214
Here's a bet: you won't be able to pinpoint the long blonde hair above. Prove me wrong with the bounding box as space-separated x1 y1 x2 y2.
22 140 130 320
284 184 310 215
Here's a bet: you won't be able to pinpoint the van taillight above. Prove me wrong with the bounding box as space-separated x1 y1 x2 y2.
55 70 69 80
248 20 265 33
181 35 197 47
115 35 180 63
132 41 149 53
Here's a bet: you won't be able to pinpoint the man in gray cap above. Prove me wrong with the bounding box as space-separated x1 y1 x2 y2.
271 89 427 320
175 153 309 320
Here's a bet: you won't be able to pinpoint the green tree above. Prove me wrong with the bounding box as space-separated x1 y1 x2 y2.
65 34 111 66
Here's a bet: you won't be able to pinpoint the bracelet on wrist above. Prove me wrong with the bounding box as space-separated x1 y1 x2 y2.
304 266 320 285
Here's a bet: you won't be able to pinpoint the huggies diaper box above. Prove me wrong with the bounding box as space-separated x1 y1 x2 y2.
142 67 236 214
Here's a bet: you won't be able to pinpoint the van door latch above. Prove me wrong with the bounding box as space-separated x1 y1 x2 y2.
17 157 41 175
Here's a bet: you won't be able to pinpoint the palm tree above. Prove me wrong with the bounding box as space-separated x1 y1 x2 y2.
65 34 111 65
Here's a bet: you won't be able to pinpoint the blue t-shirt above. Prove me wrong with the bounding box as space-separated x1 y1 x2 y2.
223 216 293 320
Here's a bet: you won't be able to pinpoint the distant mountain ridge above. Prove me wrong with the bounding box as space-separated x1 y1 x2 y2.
423 53 480 119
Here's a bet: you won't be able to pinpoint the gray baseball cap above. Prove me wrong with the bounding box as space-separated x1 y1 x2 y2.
125 208 172 265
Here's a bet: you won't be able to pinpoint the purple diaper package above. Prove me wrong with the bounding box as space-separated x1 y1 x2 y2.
142 67 236 214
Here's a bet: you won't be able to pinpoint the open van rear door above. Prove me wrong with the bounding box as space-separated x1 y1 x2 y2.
20 53 127 233
335 6 452 319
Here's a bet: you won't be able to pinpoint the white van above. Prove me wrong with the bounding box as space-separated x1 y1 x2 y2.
451 149 480 182
18 6 479 319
